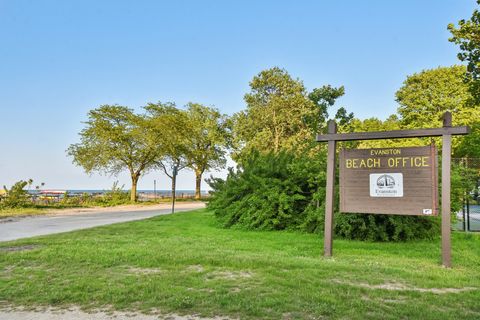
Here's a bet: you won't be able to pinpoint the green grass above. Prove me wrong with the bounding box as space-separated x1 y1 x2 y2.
1 209 479 319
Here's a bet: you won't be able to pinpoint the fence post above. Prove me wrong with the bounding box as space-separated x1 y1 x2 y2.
467 196 470 232
462 192 466 232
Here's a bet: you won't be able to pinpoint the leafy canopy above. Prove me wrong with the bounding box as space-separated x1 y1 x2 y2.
448 1 480 81
395 65 480 156
184 102 230 175
67 105 159 201
233 67 347 161
233 67 316 160
144 102 190 179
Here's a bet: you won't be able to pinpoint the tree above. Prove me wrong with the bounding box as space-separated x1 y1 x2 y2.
68 105 159 202
145 102 190 209
456 122 480 158
184 103 230 199
448 1 480 100
307 85 352 132
233 67 317 161
395 65 480 155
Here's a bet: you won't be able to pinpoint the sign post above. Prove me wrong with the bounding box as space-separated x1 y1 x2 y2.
441 112 452 267
324 120 337 257
316 112 469 267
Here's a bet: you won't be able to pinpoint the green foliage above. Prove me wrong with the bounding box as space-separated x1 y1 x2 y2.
144 102 190 200
0 180 32 208
307 85 352 132
451 160 480 212
183 103 231 199
207 151 326 231
334 214 440 242
68 105 159 202
396 66 478 128
232 67 350 164
92 181 131 206
448 1 480 100
456 122 480 158
232 67 317 161
395 65 480 154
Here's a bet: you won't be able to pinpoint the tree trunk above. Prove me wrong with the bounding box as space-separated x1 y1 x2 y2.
195 170 202 200
130 174 139 202
171 169 177 213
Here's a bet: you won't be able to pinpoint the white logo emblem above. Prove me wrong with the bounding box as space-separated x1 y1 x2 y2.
370 173 403 197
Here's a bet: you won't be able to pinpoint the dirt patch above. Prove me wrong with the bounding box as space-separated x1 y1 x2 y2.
333 279 477 294
187 287 215 293
207 271 253 281
186 265 205 273
127 267 163 275
0 245 42 252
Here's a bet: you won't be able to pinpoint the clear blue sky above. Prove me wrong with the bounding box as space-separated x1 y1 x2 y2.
0 0 474 190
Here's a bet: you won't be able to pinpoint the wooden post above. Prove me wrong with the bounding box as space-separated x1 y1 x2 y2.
324 120 337 257
441 111 452 268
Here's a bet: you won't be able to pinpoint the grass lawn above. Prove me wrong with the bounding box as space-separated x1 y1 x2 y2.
0 207 53 218
0 209 479 319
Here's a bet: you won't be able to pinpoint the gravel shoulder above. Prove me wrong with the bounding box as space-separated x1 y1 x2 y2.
0 306 232 320
41 202 206 216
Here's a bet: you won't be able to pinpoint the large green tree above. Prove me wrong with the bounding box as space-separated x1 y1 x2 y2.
68 105 159 202
396 66 477 127
144 102 190 206
184 103 230 200
307 85 353 132
233 67 316 160
395 65 480 155
233 67 347 161
448 0 480 100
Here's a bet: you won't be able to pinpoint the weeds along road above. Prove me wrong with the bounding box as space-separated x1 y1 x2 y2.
0 202 206 242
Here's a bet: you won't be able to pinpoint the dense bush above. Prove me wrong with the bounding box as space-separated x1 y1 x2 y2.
0 180 32 208
208 150 441 241
59 182 131 207
207 151 326 231
335 213 439 241
92 181 131 206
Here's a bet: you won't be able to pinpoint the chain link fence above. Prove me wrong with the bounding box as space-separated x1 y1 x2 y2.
453 158 480 232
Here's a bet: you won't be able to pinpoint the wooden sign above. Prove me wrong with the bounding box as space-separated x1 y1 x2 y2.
339 146 438 216
316 112 470 267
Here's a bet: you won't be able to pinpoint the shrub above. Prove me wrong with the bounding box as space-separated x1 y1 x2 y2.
334 213 440 241
100 181 131 206
1 180 32 208
207 150 326 231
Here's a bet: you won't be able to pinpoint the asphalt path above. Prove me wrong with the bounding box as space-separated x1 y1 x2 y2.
0 202 205 242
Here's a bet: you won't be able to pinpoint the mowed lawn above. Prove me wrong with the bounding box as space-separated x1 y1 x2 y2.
0 210 479 319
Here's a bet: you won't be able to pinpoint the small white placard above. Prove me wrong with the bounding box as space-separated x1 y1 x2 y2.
369 173 403 197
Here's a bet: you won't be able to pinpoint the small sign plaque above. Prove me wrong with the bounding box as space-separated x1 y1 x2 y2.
339 146 438 215
369 173 403 197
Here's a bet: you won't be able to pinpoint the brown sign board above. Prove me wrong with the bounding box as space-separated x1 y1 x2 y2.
339 146 438 216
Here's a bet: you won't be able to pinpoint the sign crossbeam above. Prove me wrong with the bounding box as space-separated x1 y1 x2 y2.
316 126 469 142
316 111 469 268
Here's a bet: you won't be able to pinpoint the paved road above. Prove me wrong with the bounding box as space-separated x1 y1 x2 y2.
0 202 205 242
